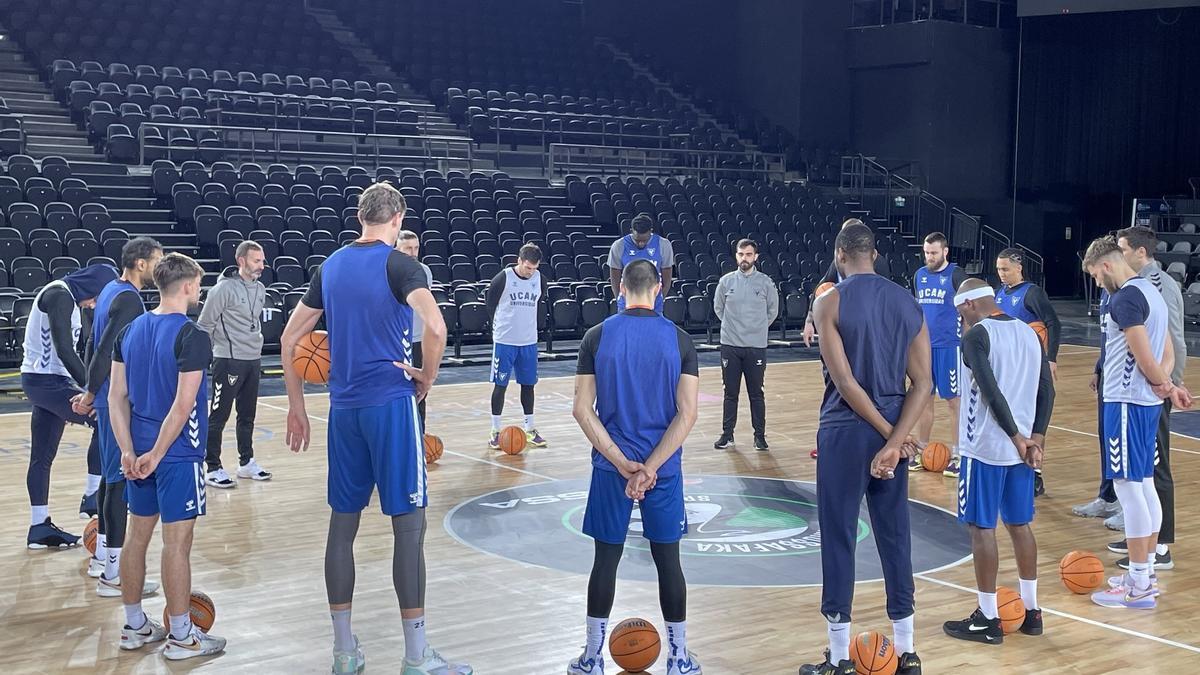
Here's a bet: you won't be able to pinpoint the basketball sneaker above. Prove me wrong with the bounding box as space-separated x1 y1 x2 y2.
27 518 79 549
401 645 473 674
713 433 734 449
1107 539 1128 554
896 651 922 675
120 617 167 650
1033 470 1045 497
1072 498 1120 518
1103 510 1124 531
88 554 105 578
206 468 236 489
567 649 604 674
80 491 98 519
666 649 702 674
96 574 160 598
526 429 548 448
810 448 819 459
332 635 366 674
1116 551 1173 570
488 431 501 450
162 625 227 660
942 457 960 478
908 453 924 472
236 459 272 481
754 434 769 451
1018 609 1043 636
1091 577 1156 609
1108 573 1158 594
798 651 856 675
942 607 1003 644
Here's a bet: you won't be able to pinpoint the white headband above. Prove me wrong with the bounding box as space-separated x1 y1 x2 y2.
953 286 994 307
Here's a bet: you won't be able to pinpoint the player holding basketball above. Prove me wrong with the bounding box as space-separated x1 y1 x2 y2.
108 253 225 659
801 222 929 675
608 213 674 313
281 182 471 674
485 243 549 449
942 278 1054 644
569 259 701 675
397 230 435 430
1081 236 1190 611
910 232 968 478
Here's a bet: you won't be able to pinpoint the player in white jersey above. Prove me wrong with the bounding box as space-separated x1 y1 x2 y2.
1081 236 1191 611
942 279 1054 644
484 243 550 449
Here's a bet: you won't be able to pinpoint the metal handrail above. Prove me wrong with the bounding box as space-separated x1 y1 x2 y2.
489 116 671 167
204 89 439 135
483 107 673 125
0 115 26 155
207 89 434 110
548 142 786 181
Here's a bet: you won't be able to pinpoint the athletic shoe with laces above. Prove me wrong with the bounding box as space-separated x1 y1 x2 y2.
79 491 98 519
942 457 960 478
27 518 79 549
567 649 604 675
236 459 272 481
753 434 769 451
713 433 734 449
120 617 167 650
942 607 1003 644
163 625 226 660
88 555 105 578
1107 539 1128 554
1092 576 1156 609
798 650 857 675
1019 608 1043 636
526 429 548 448
332 635 365 674
1116 550 1173 570
96 574 160 598
1108 572 1158 594
908 452 924 472
488 431 500 450
1103 510 1124 531
1072 498 1120 518
667 649 702 674
1033 471 1045 497
401 645 473 674
896 652 922 675
206 468 236 489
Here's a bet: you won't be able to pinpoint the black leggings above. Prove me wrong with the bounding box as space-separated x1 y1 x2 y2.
490 383 535 416
586 540 686 622
22 373 99 506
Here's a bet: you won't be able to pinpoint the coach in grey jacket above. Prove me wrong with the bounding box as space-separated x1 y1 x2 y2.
713 238 779 451
197 240 272 488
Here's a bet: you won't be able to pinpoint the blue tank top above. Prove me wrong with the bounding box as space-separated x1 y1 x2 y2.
91 279 140 409
914 262 961 347
121 313 209 463
321 241 415 409
995 283 1037 324
820 274 924 428
591 312 684 476
617 233 666 312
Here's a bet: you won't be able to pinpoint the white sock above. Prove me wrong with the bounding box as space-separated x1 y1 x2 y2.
979 591 998 619
585 616 608 658
524 414 535 431
86 474 101 495
31 505 49 526
1156 543 1169 556
169 613 192 640
1019 578 1038 610
827 620 851 663
124 603 146 629
403 616 427 662
95 534 107 563
891 615 914 654
105 547 122 581
331 608 354 652
490 415 502 432
1130 560 1152 591
666 621 687 658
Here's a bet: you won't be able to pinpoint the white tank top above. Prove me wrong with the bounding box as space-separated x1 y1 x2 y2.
21 280 82 378
958 317 1042 466
492 267 541 347
1102 277 1168 406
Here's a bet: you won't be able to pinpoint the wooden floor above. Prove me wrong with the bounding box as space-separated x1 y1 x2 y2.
0 345 1198 674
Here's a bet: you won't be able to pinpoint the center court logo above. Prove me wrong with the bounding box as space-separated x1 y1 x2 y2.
445 475 970 587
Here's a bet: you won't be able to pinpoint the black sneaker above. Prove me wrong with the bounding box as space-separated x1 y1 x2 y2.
798 650 856 675
713 433 734 449
1117 550 1174 570
79 491 98 519
942 607 1003 645
27 518 81 550
1033 471 1045 497
1019 608 1043 636
754 434 769 451
897 651 922 675
1107 539 1128 554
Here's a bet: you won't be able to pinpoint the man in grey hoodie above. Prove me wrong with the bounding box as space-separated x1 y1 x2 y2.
197 241 271 488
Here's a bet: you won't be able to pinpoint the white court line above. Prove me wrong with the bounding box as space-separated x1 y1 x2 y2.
1049 424 1200 456
913 573 1200 655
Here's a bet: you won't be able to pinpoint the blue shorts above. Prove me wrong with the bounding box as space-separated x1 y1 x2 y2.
583 469 687 545
931 346 961 399
96 407 124 485
1102 401 1160 480
491 343 539 386
127 460 206 523
957 456 1034 528
327 396 426 516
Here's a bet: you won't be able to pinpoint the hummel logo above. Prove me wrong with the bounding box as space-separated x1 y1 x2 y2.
185 499 195 511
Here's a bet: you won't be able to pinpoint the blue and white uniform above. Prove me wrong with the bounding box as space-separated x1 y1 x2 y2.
608 234 675 313
486 266 545 387
914 263 968 399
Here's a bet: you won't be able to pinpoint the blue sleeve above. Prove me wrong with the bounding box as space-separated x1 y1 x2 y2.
1109 287 1150 330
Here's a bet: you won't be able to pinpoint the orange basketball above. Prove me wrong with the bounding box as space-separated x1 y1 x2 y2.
293 330 330 384
609 618 660 672
996 586 1025 634
922 442 950 473
1029 320 1049 351
162 591 216 632
84 516 99 555
1060 550 1105 594
498 425 527 455
815 281 837 298
424 433 444 464
849 631 897 675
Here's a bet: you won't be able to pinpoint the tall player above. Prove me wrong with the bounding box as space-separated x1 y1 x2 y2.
910 232 968 477
397 230 434 430
108 253 225 659
281 183 471 674
800 222 929 675
942 279 1053 644
1081 236 1190 611
608 213 674 313
568 259 702 675
485 243 549 449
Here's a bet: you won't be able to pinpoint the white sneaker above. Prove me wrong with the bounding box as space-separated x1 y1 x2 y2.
567 648 605 674
401 645 473 674
333 635 366 674
88 555 105 578
667 649 703 675
120 617 167 650
206 468 237 489
236 459 272 481
97 574 160 598
163 625 226 660
1104 510 1125 531
1073 498 1120 518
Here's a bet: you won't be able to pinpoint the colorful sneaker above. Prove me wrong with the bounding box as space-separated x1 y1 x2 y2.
666 649 702 674
1018 609 1043 636
332 635 366 674
236 459 272 481
896 652 923 675
1108 572 1158 593
206 468 237 489
713 433 734 450
567 648 604 674
97 574 160 598
120 617 167 650
27 518 79 549
798 650 856 675
526 429 548 448
401 645 473 674
80 491 98 519
1072 498 1120 518
88 555 105 578
908 452 924 472
1092 577 1157 609
942 457 960 478
488 431 501 450
942 607 1003 644
162 625 226 660
810 448 819 459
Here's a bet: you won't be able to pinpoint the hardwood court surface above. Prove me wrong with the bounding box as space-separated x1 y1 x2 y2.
0 346 1197 674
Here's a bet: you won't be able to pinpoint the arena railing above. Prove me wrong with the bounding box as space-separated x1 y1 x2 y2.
0 115 26 155
547 143 786 182
203 90 441 135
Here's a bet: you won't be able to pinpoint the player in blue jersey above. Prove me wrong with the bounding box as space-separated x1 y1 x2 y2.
910 232 969 478
109 253 225 660
568 259 701 675
608 213 674 313
281 182 471 675
75 237 162 593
